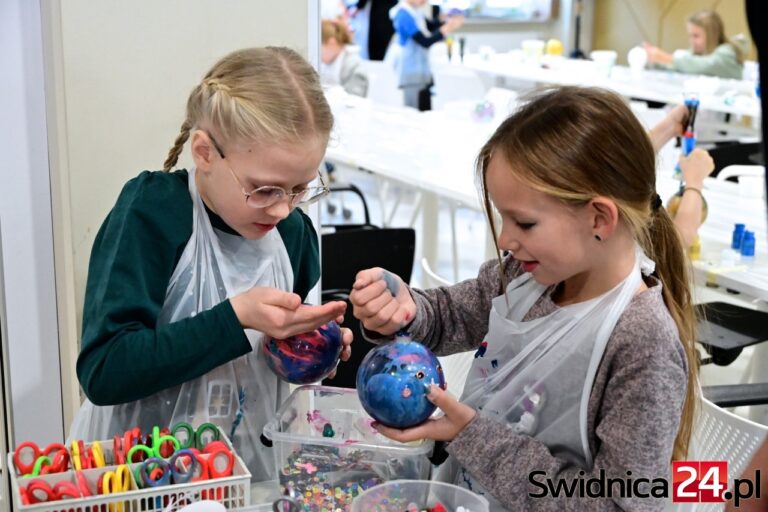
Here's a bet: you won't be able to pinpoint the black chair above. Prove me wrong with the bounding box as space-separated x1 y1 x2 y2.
707 142 764 178
697 302 768 366
321 226 416 388
698 301 768 408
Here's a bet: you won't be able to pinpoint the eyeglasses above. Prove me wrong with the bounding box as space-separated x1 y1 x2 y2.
208 133 329 209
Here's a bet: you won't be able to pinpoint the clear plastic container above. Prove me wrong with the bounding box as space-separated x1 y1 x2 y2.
351 480 490 512
262 385 434 511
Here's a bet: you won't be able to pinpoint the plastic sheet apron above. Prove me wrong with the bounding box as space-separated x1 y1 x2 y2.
69 167 293 482
438 250 654 511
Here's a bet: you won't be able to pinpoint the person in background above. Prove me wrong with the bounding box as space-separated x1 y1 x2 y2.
649 104 716 248
70 47 353 481
321 19 369 97
350 0 399 60
390 0 463 110
643 10 744 79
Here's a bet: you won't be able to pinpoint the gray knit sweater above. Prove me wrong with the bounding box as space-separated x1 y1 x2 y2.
404 256 689 511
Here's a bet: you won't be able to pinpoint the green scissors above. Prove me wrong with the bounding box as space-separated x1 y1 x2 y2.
171 422 221 450
126 426 180 463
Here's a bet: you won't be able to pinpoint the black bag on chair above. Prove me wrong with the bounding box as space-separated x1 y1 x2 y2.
321 227 416 388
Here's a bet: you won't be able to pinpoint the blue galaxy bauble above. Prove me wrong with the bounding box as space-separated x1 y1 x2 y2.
356 339 446 428
263 321 342 384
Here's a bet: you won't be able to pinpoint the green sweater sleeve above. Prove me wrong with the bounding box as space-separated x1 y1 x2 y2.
672 44 743 79
277 207 321 301
77 171 252 405
78 171 322 406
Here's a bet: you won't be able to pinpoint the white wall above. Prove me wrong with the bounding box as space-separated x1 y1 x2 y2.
4 0 316 437
0 0 64 445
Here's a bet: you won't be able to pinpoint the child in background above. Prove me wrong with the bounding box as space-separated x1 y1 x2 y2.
643 10 744 79
321 19 370 97
351 87 698 510
389 0 463 110
70 47 353 482
648 104 716 248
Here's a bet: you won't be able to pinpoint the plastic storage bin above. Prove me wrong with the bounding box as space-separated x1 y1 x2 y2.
263 385 434 511
351 480 490 512
8 429 251 512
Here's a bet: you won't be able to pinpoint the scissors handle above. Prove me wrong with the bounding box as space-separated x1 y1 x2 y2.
169 449 198 484
205 445 235 479
272 496 301 512
140 457 171 488
13 441 42 475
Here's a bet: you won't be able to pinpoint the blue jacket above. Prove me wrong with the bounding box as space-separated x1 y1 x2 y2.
391 4 432 88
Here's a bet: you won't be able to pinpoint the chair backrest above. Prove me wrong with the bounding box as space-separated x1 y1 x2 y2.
431 62 488 110
321 227 415 292
321 227 416 388
716 164 765 182
685 398 768 512
361 60 402 107
716 165 766 200
420 257 452 287
708 142 764 177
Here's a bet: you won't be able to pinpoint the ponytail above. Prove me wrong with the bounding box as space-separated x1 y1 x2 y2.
643 207 699 460
163 119 193 171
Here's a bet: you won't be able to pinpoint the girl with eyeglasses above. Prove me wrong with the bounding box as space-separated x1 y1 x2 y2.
70 47 353 481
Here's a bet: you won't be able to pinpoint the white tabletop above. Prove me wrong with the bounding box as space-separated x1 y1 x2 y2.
460 53 762 119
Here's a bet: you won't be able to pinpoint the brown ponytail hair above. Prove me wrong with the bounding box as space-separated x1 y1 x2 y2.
163 47 333 171
476 86 699 460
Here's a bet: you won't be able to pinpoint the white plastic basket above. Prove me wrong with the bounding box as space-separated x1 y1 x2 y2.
8 430 251 512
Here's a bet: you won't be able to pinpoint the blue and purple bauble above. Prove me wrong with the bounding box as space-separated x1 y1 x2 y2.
262 321 342 384
356 339 446 429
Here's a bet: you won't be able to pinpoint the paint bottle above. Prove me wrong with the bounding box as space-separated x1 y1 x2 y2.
731 223 746 250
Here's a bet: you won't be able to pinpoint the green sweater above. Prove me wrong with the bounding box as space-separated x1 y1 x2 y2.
77 170 320 405
670 43 743 79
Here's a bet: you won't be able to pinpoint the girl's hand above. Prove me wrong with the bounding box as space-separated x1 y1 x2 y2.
649 103 688 151
642 42 673 65
230 287 347 339
326 326 354 379
440 15 464 35
680 148 715 188
373 385 477 442
349 268 416 335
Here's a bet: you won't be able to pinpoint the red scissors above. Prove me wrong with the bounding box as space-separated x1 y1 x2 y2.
13 441 68 475
191 441 235 481
23 479 81 504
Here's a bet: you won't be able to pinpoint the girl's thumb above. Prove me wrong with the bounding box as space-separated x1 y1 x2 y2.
273 291 301 310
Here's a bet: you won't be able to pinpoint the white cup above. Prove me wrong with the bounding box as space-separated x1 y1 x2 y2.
590 50 617 78
627 46 647 76
521 39 545 65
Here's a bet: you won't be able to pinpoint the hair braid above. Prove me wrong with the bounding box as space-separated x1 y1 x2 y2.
163 119 193 171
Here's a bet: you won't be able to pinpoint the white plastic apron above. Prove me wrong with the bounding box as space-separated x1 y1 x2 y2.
439 249 655 510
69 167 293 482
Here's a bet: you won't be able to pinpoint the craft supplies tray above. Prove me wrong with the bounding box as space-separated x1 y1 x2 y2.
8 425 251 512
263 385 434 511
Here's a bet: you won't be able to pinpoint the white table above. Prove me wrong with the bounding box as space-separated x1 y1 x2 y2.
460 54 762 119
